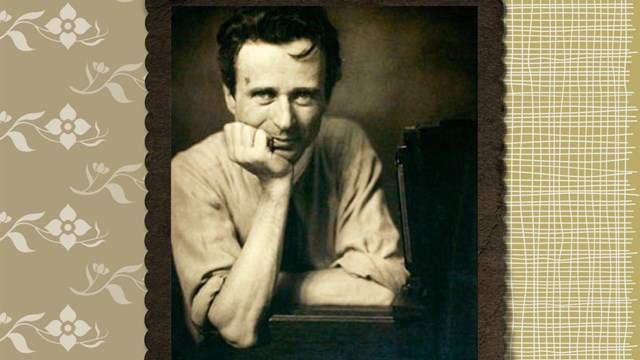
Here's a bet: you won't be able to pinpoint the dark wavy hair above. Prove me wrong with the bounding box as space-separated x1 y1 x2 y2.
217 7 342 100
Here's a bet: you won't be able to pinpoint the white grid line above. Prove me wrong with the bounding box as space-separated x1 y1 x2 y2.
505 0 637 358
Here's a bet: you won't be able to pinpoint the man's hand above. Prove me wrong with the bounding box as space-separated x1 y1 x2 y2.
224 122 293 186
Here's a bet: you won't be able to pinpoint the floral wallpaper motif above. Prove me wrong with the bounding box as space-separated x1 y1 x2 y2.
0 206 107 252
0 4 107 52
0 105 107 152
70 162 146 204
70 62 145 103
0 306 106 353
0 1 146 358
70 263 146 304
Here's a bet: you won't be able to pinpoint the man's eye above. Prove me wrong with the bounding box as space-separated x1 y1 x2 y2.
293 92 316 105
252 91 275 104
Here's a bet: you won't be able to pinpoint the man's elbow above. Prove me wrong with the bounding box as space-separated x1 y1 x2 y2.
353 280 396 306
209 308 260 348
373 285 396 306
220 326 259 349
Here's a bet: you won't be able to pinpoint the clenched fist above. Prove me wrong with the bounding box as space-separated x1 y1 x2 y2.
224 122 293 185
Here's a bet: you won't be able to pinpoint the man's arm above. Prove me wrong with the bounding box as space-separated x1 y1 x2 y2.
207 123 292 348
208 177 290 348
276 268 395 306
281 119 409 305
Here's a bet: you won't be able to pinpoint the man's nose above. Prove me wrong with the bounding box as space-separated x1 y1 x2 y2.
272 97 294 131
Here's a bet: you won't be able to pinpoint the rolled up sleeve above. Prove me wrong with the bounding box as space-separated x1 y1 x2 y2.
171 154 240 341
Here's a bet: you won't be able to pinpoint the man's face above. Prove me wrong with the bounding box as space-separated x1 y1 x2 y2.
223 39 327 164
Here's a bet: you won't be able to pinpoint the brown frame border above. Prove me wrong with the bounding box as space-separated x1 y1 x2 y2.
144 1 505 359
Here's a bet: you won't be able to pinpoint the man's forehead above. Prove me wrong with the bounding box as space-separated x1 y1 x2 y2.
235 40 325 87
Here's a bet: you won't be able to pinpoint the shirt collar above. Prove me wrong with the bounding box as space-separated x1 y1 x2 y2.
293 143 313 184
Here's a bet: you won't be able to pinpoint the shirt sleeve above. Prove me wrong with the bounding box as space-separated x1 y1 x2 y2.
330 122 410 293
171 154 241 342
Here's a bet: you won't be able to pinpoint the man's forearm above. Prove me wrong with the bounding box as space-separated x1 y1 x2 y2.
208 177 291 348
276 268 396 306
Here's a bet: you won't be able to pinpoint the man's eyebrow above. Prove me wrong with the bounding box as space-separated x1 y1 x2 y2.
248 87 277 95
291 87 322 94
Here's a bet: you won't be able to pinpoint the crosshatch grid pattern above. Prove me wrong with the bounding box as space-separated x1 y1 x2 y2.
504 1 638 359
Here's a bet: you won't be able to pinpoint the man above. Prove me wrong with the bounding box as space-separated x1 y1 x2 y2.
172 7 409 348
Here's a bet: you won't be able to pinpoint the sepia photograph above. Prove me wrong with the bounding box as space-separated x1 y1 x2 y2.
170 6 478 359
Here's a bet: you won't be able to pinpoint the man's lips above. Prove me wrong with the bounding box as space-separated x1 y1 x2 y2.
269 137 299 151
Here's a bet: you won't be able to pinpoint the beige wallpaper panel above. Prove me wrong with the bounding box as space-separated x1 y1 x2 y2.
1 1 638 359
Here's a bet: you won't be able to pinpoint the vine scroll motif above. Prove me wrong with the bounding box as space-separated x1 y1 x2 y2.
0 306 106 353
0 4 106 51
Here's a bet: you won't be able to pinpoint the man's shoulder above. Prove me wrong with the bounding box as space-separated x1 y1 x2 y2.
317 117 374 158
172 131 227 164
172 131 227 171
318 116 369 146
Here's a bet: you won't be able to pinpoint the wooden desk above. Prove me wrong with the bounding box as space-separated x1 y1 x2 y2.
174 299 474 360
185 314 434 360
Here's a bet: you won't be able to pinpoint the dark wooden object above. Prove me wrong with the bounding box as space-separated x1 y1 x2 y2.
396 118 478 359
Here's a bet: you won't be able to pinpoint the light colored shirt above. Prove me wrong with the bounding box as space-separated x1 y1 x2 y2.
172 117 409 340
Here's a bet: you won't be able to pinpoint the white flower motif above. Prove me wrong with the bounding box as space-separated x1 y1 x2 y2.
0 211 11 224
45 204 91 250
0 312 12 324
92 263 110 275
0 10 11 23
45 104 91 150
0 111 12 123
44 3 91 49
45 306 91 351
92 162 110 175
92 61 110 74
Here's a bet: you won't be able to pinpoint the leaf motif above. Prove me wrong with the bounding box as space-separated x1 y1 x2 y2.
82 340 105 349
16 212 45 223
7 31 34 52
69 287 84 296
114 62 143 74
85 64 94 83
85 164 92 184
117 163 143 174
85 265 93 285
83 139 105 147
6 131 35 152
7 232 34 253
16 10 45 22
82 38 106 46
6 333 34 353
105 183 131 204
104 83 131 103
16 312 45 323
105 284 131 304
115 264 143 275
134 281 147 291
16 111 45 122
81 240 105 248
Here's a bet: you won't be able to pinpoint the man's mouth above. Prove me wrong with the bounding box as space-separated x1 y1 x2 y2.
269 137 298 151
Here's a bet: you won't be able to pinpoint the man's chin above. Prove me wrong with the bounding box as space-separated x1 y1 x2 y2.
273 148 300 163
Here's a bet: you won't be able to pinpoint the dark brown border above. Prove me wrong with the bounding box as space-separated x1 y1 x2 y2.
145 1 504 359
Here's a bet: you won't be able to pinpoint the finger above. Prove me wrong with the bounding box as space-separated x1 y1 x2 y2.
223 123 236 161
232 122 244 149
241 124 256 148
254 129 269 151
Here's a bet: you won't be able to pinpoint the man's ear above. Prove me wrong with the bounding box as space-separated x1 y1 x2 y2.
222 85 236 115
